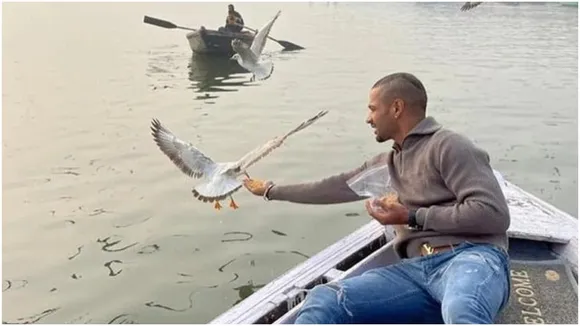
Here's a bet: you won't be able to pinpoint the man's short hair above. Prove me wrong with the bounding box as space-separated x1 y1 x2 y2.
372 72 428 111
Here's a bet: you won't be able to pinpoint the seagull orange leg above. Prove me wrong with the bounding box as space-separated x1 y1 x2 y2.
229 196 239 209
214 201 222 210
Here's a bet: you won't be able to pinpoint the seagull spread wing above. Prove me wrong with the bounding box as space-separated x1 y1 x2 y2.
151 118 216 179
192 176 243 203
233 110 328 171
250 10 281 57
461 2 483 11
232 39 258 65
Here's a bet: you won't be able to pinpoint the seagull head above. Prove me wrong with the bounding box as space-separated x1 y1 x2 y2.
230 53 240 61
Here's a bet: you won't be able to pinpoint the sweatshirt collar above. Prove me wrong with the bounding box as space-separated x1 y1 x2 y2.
392 116 442 152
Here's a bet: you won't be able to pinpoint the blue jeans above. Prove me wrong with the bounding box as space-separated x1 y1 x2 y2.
294 242 510 324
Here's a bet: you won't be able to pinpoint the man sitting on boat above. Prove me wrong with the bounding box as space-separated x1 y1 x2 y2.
225 4 244 33
243 72 511 324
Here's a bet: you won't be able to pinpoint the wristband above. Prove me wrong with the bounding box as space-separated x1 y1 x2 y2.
263 183 275 201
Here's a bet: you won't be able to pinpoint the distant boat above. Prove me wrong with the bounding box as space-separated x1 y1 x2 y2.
186 26 255 57
461 1 578 10
143 15 303 56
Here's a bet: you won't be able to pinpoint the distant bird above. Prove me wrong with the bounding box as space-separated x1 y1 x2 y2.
461 2 483 11
231 10 281 82
150 110 329 210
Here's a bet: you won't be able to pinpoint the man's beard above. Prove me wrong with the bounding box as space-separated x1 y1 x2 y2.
375 135 386 143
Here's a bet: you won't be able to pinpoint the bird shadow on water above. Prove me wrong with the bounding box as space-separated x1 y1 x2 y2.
187 54 256 104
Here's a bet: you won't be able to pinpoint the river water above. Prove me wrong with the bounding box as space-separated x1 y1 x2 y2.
2 2 577 323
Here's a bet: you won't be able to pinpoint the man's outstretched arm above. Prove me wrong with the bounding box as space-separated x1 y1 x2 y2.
243 153 388 205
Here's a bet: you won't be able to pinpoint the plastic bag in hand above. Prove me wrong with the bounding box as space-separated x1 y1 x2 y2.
347 164 397 212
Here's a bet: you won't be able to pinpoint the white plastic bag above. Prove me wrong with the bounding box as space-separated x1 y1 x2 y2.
347 163 409 236
347 163 396 212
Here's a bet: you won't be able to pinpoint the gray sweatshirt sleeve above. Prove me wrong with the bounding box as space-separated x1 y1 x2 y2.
415 134 510 234
267 161 372 204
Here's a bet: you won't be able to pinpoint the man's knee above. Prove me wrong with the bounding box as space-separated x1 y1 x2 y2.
305 284 340 305
442 294 497 324
294 283 348 324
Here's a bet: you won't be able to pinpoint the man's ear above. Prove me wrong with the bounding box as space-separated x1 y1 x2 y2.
392 98 404 118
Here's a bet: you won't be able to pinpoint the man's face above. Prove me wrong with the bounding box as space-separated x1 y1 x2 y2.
366 87 398 143
228 5 234 12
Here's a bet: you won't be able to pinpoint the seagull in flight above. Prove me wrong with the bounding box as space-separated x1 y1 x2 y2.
150 110 328 210
231 10 281 82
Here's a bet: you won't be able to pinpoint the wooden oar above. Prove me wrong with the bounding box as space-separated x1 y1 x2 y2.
241 25 305 51
143 15 197 32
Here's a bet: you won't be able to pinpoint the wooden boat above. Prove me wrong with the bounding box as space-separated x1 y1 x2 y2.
143 15 304 56
185 26 254 57
210 170 578 324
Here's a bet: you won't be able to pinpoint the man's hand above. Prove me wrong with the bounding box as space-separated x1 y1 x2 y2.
243 178 273 197
365 197 409 225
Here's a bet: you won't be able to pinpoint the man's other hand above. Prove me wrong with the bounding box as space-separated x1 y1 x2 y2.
365 197 409 225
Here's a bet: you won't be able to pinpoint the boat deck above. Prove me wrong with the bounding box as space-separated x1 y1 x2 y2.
497 238 577 324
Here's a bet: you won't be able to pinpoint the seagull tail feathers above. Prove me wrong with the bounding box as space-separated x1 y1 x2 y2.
192 178 243 203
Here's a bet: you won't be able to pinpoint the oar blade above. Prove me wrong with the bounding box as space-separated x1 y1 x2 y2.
277 40 305 51
143 15 178 29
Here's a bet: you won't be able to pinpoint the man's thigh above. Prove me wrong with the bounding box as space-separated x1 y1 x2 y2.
295 261 442 324
432 244 510 324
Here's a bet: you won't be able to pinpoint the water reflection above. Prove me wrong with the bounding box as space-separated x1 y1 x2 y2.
144 290 197 312
232 281 266 305
5 308 60 324
96 235 139 253
107 313 137 324
187 54 253 102
214 250 310 306
2 279 28 292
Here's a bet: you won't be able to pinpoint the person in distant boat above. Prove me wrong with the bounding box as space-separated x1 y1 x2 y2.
225 4 244 33
243 72 511 324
